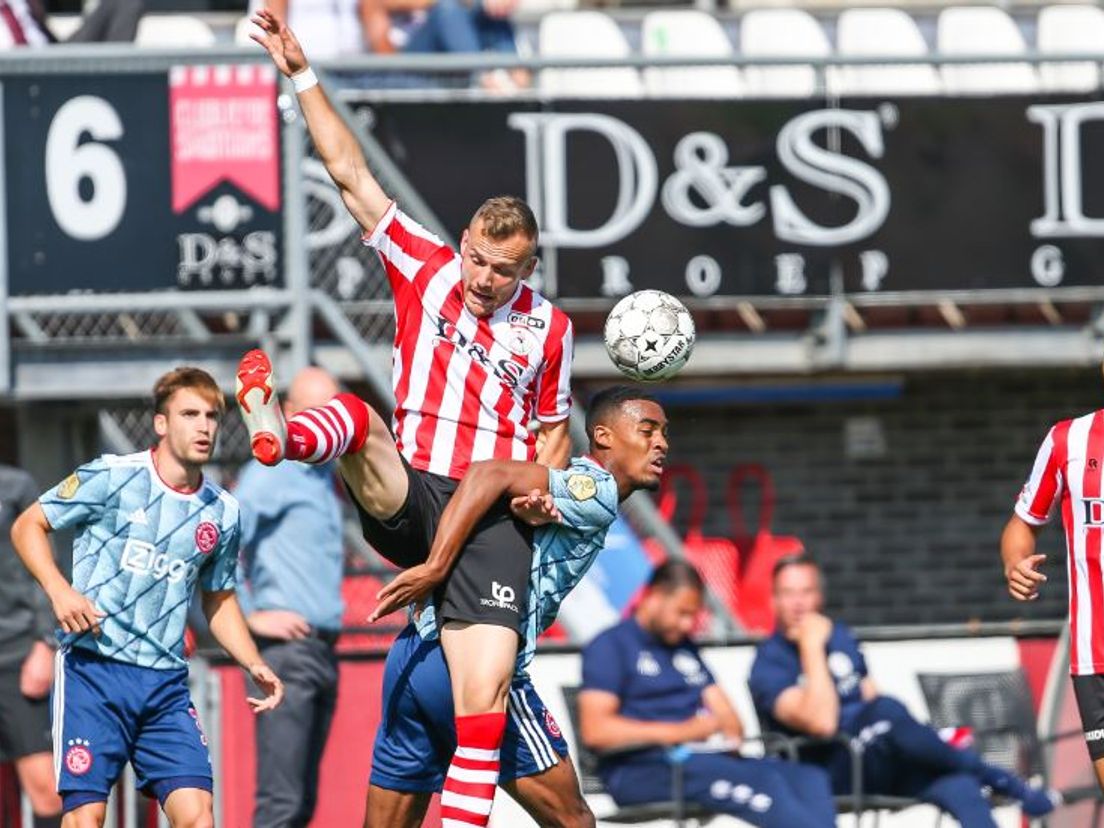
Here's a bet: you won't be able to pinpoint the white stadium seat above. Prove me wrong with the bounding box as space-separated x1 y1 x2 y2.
234 15 261 46
1037 4 1104 93
937 7 1038 95
641 11 742 98
46 14 83 40
829 8 942 96
136 15 217 48
739 9 830 98
538 11 643 98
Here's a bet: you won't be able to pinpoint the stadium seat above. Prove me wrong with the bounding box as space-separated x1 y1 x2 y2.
1037 5 1104 93
516 0 577 17
538 11 643 98
739 9 831 99
135 15 217 48
641 11 742 98
46 14 82 40
937 7 1039 95
829 8 942 97
234 15 261 46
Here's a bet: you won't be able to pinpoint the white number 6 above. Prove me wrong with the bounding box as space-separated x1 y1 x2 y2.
45 96 126 241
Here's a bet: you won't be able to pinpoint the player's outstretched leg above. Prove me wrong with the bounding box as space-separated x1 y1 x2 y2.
236 349 370 466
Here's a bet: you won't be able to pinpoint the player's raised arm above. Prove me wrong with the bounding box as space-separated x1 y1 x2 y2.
369 460 553 620
11 503 105 637
250 8 391 234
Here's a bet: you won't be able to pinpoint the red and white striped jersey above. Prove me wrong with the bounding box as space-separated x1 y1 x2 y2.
1016 411 1104 675
364 203 573 480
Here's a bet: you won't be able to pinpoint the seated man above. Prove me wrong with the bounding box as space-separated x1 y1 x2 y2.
579 560 836 828
748 553 1057 828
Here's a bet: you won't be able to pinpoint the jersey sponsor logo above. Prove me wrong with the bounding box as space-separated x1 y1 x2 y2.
566 474 597 501
58 473 81 500
64 739 93 776
1086 728 1104 742
1083 499 1104 527
121 539 196 583
432 315 526 390
480 580 520 614
508 311 546 330
673 650 709 686
543 708 562 739
127 508 148 526
636 651 661 677
195 521 220 554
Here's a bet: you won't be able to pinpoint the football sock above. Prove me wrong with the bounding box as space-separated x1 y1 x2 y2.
440 712 506 828
285 393 370 463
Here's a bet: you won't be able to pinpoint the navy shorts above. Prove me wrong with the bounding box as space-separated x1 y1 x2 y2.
51 647 212 813
370 625 569 792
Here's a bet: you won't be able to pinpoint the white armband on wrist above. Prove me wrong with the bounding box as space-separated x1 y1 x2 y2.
292 67 318 94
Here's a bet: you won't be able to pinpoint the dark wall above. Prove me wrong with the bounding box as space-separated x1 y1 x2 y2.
651 369 1103 627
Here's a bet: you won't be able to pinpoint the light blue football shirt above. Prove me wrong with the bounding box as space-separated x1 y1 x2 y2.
416 456 619 678
39 450 240 669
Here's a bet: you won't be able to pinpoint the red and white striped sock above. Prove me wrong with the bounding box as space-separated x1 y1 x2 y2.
285 393 370 464
440 712 506 828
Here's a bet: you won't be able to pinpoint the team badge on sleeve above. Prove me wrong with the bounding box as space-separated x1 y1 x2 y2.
567 474 597 501
195 522 220 554
58 473 81 499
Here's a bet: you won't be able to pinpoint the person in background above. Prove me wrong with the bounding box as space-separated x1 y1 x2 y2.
235 366 346 828
0 464 62 828
749 554 1057 828
0 0 142 47
362 0 528 90
579 560 836 828
255 0 377 60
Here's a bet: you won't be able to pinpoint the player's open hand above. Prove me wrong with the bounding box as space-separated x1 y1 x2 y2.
1007 553 1047 601
249 8 309 78
370 565 443 622
247 662 284 713
510 489 561 527
49 584 106 637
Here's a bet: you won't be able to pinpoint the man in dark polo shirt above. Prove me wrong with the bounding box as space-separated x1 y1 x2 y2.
0 463 61 828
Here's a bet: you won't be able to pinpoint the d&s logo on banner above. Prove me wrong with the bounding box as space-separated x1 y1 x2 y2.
169 65 280 289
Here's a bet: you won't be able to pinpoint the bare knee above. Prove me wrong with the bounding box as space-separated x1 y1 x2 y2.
168 814 214 828
455 671 511 716
15 754 61 815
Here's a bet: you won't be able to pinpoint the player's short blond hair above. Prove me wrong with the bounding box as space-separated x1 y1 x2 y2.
153 367 226 416
471 196 539 249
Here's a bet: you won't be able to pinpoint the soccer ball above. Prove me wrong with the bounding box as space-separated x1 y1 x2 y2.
604 290 696 382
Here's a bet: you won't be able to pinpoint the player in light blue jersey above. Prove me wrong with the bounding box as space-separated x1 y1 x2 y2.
363 386 669 827
11 367 283 828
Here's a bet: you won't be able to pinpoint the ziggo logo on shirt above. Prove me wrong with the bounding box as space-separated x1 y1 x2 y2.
120 540 197 583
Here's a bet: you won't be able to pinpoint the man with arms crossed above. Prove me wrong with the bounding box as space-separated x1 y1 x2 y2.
1003 407 1104 792
10 367 283 828
363 386 669 827
243 9 573 825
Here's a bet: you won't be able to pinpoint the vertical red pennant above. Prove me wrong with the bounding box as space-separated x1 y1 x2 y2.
169 64 280 214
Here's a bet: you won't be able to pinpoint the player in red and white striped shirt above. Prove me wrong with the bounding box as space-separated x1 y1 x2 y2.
1003 411 1104 790
249 9 583 827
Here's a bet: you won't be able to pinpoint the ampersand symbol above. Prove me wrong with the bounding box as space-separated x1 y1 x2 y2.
661 132 766 228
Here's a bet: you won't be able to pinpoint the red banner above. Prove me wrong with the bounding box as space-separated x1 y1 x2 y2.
169 64 280 214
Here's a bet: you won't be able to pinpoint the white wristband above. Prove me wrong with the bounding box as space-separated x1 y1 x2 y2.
292 67 318 94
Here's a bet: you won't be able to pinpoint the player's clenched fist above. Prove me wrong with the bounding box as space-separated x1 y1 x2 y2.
796 612 833 648
48 583 106 637
1006 553 1047 601
247 662 284 713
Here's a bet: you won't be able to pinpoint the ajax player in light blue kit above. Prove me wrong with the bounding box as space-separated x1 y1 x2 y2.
10 367 284 828
362 386 669 827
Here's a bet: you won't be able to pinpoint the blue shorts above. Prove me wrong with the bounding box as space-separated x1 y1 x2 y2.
51 647 212 813
370 625 569 793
